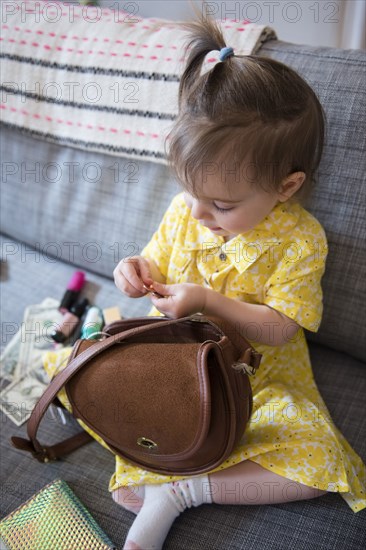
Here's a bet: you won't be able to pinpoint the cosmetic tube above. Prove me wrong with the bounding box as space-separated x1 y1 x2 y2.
81 306 104 340
59 271 85 313
51 298 89 343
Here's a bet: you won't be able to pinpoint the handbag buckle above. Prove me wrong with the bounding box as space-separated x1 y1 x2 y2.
232 362 257 376
32 448 55 463
190 313 206 322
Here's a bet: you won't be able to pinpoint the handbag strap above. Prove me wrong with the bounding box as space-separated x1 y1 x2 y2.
11 315 204 461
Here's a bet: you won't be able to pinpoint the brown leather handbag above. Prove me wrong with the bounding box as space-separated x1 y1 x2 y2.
12 315 261 476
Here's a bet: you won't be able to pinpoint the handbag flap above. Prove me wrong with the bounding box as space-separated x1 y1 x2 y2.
65 342 211 458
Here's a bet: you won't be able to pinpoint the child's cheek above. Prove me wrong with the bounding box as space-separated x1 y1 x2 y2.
183 192 193 209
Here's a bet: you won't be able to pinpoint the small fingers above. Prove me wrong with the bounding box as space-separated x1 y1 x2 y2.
123 257 153 290
114 259 146 297
114 270 142 298
137 258 154 287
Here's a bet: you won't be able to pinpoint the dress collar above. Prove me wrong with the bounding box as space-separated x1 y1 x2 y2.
182 201 302 274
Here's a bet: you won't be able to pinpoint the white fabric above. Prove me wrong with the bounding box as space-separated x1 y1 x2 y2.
0 0 276 163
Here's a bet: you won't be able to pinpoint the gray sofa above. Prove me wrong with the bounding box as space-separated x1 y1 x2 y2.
1 14 365 550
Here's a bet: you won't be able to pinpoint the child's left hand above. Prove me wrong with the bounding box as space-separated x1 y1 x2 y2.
148 281 207 319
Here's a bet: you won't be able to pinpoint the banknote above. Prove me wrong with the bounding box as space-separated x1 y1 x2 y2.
0 297 60 382
0 329 22 383
0 297 63 425
0 367 50 426
15 298 63 379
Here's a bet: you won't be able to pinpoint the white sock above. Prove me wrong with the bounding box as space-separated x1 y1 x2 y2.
124 476 212 550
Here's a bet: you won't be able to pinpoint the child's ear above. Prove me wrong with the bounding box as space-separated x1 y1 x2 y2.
278 172 306 202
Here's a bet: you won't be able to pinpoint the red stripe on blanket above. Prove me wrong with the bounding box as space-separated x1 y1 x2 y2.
0 101 163 140
2 24 179 52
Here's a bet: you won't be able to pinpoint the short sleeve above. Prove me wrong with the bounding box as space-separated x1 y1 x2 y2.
141 193 185 280
263 231 328 332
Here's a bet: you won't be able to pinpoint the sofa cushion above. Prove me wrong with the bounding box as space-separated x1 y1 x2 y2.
259 41 366 362
0 126 180 280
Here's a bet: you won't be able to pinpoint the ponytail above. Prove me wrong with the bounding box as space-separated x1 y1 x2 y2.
177 17 229 109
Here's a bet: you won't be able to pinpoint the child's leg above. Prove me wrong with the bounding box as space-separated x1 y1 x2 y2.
121 461 326 549
209 460 326 505
112 486 145 514
123 476 212 550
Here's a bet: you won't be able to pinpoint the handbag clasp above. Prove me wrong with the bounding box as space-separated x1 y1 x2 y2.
137 437 158 451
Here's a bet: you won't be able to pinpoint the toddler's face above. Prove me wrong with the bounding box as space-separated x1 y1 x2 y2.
183 173 283 240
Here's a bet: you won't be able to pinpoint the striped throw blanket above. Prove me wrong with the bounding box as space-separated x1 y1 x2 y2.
1 0 276 164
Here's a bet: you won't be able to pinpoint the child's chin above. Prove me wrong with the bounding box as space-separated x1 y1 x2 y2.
210 227 232 237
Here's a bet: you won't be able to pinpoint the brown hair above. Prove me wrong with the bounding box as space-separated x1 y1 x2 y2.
166 17 325 203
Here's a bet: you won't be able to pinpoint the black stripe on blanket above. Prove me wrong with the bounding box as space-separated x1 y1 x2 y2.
0 121 166 160
0 85 176 121
0 53 181 82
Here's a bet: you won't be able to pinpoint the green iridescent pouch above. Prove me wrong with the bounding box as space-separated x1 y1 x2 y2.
0 479 115 549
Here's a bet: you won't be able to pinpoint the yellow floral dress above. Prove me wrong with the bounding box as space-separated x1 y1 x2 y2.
44 193 365 513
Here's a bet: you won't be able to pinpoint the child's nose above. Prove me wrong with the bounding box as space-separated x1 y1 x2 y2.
191 199 211 220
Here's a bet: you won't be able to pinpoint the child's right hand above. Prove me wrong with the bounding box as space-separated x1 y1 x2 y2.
113 256 154 298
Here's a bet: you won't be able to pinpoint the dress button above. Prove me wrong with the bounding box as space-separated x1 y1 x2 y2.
219 252 227 261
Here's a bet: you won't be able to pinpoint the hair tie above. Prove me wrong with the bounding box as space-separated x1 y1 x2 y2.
219 46 234 62
200 47 235 77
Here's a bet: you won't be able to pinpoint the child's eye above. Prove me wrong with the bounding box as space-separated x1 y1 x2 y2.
213 203 234 213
